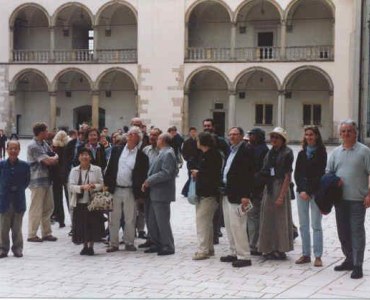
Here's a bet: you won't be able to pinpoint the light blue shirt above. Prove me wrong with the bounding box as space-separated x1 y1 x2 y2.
223 142 243 184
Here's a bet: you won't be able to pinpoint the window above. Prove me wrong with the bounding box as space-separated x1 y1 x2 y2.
303 104 321 126
255 104 273 125
88 30 94 53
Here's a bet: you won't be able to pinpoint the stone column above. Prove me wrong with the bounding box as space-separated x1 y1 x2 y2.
7 91 16 134
329 90 334 139
228 90 237 129
9 27 14 62
184 22 189 59
230 22 237 60
49 26 55 62
280 20 287 60
93 25 99 61
182 92 189 134
91 90 100 128
277 90 286 127
49 91 57 130
135 91 139 117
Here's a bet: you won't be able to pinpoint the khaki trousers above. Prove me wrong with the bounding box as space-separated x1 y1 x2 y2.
109 187 136 247
0 202 24 254
195 196 218 254
28 186 54 238
223 197 250 260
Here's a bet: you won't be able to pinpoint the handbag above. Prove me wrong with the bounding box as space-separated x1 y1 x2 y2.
88 191 113 212
187 178 199 205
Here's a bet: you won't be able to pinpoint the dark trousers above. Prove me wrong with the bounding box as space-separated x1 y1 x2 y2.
213 195 224 242
335 200 366 266
53 183 69 225
247 196 262 251
0 202 24 254
147 201 174 251
0 145 5 158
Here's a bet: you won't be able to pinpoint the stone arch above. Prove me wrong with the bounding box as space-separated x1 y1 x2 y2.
51 2 94 27
185 0 233 23
234 0 283 23
184 66 231 92
10 68 50 91
233 67 281 91
95 0 138 24
282 65 333 92
285 0 335 21
52 68 93 91
95 67 138 91
9 3 50 28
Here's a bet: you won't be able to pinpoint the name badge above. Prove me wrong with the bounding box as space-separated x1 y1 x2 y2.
270 168 275 176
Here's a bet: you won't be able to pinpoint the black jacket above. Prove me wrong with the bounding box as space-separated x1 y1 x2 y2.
182 137 201 170
196 149 222 197
315 173 342 215
294 146 327 196
250 142 269 196
104 145 149 199
224 142 255 204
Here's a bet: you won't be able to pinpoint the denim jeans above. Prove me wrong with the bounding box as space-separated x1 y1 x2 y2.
297 194 323 258
335 200 366 266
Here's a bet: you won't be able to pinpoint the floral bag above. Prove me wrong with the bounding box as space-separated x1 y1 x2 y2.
88 191 113 212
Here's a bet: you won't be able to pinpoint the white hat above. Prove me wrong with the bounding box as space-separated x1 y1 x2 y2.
269 127 288 143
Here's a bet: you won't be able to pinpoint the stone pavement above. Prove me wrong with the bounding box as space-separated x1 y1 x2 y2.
1 141 370 299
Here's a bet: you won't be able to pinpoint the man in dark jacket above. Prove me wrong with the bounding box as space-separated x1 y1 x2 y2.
220 127 254 268
0 140 30 258
247 128 269 256
104 127 149 252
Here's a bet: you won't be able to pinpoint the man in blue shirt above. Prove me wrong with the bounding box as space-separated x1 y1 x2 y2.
0 140 30 258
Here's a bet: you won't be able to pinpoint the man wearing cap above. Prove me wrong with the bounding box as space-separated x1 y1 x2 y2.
247 128 269 256
220 127 254 268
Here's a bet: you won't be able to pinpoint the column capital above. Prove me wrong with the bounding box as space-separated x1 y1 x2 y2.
278 90 286 96
91 90 100 96
228 89 237 96
280 19 286 26
49 91 57 97
49 25 56 30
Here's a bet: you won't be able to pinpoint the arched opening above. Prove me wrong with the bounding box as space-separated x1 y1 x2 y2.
187 69 229 136
235 68 279 132
11 4 50 62
13 70 49 136
285 0 335 60
187 0 232 61
73 106 105 130
284 67 333 141
53 3 93 62
235 0 282 60
96 1 137 62
55 70 92 130
97 69 137 131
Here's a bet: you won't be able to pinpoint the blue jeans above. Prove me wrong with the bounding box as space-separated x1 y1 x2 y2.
335 200 366 266
297 194 323 258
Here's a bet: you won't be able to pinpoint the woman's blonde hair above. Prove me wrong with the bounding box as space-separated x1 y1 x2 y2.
52 130 69 147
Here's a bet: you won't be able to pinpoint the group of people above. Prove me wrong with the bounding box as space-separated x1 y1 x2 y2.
0 117 369 280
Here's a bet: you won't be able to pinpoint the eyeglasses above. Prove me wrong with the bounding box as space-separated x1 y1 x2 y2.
270 135 281 140
340 130 354 134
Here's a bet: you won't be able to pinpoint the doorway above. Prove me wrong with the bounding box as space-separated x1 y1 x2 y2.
258 31 274 59
73 105 105 130
213 111 226 137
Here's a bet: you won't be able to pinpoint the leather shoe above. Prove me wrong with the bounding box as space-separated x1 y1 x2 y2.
351 266 363 279
220 255 237 263
80 246 89 255
0 252 7 258
334 261 354 271
232 259 252 268
158 249 175 256
42 235 57 242
138 240 153 248
87 247 94 256
27 236 43 242
106 246 119 253
138 231 147 239
295 256 311 264
13 251 23 258
144 246 159 253
250 250 262 256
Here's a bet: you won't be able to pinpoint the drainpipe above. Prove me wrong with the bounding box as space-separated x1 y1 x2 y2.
358 0 365 142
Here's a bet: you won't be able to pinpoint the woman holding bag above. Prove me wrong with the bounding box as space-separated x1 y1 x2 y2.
190 132 223 260
69 148 104 255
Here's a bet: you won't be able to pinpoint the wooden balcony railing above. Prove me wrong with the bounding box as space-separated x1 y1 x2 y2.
186 46 334 62
12 49 138 63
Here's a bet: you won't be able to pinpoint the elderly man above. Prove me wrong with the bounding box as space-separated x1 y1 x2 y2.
328 120 370 279
104 127 149 252
142 133 177 255
0 141 30 258
27 123 59 242
220 127 254 268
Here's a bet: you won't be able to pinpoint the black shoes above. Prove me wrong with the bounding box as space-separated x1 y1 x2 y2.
351 266 363 279
334 261 354 271
80 247 94 256
138 231 147 239
250 250 262 256
144 246 159 253
0 252 7 258
220 255 238 263
42 235 58 242
138 240 153 248
158 248 175 256
232 259 252 268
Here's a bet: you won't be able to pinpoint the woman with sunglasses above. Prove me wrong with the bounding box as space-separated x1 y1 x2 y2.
294 126 327 267
258 127 294 260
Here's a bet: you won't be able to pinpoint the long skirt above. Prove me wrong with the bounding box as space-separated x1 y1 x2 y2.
258 180 294 254
72 203 105 244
